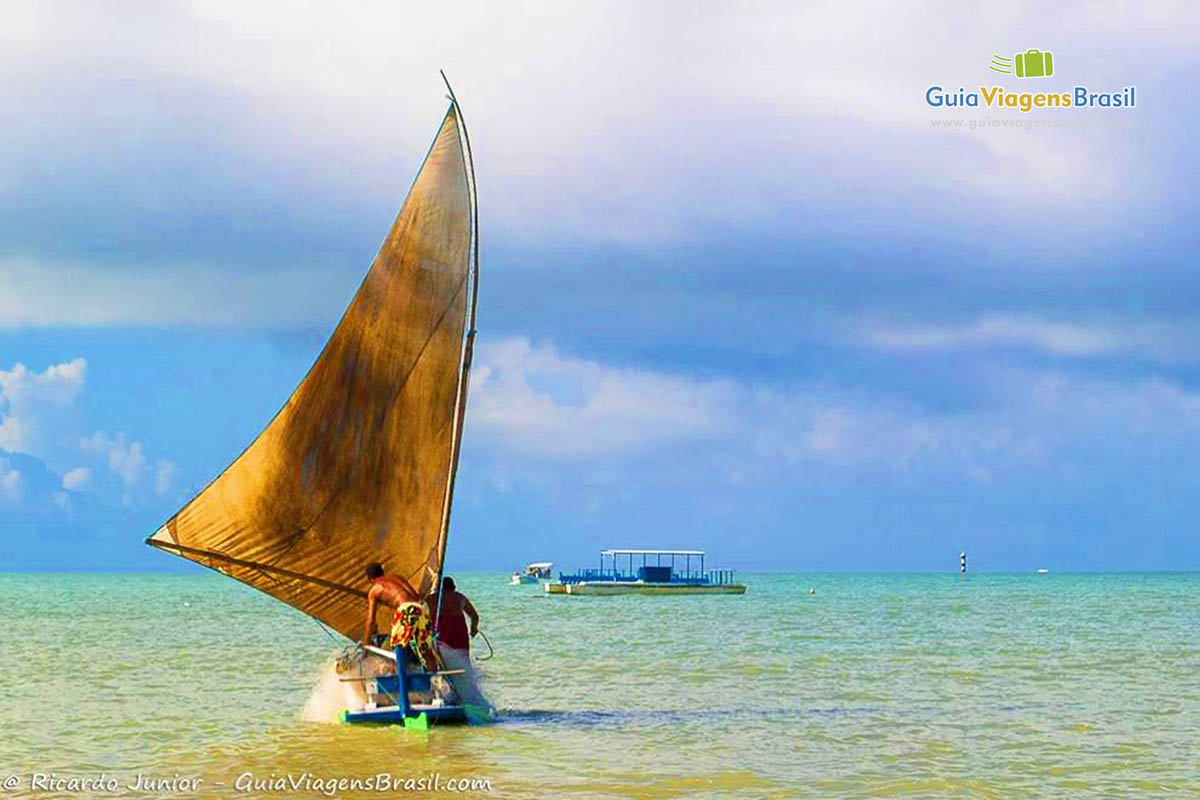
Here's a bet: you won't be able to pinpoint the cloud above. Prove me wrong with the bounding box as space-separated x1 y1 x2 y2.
61 466 91 491
0 2 1193 331
0 357 175 504
79 432 146 488
0 257 353 329
143 2 1190 212
861 315 1196 364
471 338 740 458
0 458 21 503
0 357 86 453
470 338 1200 497
1012 370 1200 437
471 338 1027 482
77 431 178 495
153 460 178 495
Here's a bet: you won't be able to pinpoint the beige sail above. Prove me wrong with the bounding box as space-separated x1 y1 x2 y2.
148 106 474 640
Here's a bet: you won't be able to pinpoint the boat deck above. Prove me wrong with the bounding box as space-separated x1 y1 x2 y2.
549 549 745 596
549 581 746 596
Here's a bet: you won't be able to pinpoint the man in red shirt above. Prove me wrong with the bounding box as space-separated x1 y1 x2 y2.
435 576 479 653
433 577 488 708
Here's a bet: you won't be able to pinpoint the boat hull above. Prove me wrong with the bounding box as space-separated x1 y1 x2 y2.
549 581 746 596
341 704 467 727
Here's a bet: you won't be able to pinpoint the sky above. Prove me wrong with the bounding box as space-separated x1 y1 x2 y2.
2 1 1198 572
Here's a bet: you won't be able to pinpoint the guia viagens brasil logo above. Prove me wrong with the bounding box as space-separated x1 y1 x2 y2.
927 49 1135 113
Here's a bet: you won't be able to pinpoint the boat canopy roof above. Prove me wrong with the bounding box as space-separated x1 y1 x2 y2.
601 549 705 556
525 562 553 570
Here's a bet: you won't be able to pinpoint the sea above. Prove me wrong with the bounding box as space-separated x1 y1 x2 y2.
0 572 1197 798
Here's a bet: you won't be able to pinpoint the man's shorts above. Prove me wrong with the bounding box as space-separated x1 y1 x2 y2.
389 601 436 666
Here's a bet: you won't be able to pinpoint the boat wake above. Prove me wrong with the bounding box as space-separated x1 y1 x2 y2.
301 651 394 723
302 661 366 723
495 707 863 727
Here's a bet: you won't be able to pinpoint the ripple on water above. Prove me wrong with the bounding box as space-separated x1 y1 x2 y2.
1 572 1198 797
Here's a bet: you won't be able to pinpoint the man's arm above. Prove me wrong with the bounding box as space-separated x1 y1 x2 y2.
362 585 379 645
464 596 480 637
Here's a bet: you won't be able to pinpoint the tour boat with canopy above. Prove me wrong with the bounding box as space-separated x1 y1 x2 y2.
546 549 746 595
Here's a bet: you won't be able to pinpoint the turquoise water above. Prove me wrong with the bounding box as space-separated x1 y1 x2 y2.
1 572 1198 797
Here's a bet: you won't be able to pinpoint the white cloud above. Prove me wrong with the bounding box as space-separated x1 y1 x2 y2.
162 1 1188 209
862 315 1196 364
0 3 1187 332
61 466 91 491
0 357 86 453
76 436 175 495
471 338 1022 482
1012 370 1200 436
0 258 351 329
0 356 174 504
0 458 21 503
0 2 1187 260
471 338 1200 491
471 338 740 458
79 431 147 489
154 460 178 495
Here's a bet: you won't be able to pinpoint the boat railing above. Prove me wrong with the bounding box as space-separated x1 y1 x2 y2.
556 568 738 585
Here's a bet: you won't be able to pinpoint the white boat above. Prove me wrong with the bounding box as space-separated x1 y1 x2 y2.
510 562 553 585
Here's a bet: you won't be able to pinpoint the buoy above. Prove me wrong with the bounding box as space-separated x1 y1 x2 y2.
808 587 815 595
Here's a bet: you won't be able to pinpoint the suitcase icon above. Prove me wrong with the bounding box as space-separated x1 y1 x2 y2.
1014 49 1053 78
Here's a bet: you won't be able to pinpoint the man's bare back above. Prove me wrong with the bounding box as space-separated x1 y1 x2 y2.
362 563 424 646
371 575 420 607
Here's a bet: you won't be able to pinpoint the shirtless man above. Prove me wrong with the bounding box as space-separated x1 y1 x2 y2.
362 562 437 669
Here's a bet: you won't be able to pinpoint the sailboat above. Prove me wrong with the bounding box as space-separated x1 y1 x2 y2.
145 75 481 728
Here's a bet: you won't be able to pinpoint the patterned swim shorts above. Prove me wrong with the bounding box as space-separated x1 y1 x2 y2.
389 601 437 668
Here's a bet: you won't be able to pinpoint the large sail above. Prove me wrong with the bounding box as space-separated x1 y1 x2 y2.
147 105 476 641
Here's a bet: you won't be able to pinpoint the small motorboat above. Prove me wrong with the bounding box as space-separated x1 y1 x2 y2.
510 562 553 585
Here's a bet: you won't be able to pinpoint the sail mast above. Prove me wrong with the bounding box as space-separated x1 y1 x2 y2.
432 71 480 625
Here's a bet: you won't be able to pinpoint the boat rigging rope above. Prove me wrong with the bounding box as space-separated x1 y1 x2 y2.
313 617 341 643
474 630 494 661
